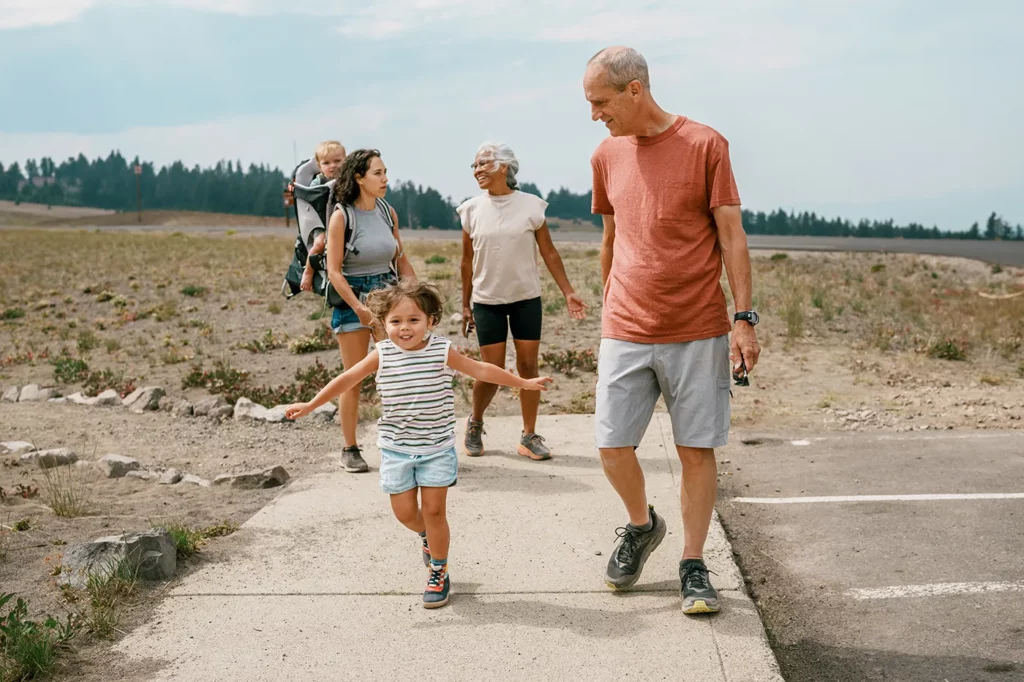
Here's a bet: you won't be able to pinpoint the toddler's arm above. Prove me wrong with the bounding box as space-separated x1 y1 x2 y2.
447 348 553 392
285 350 380 419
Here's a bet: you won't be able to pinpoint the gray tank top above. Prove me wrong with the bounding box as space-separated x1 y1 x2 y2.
344 204 398 276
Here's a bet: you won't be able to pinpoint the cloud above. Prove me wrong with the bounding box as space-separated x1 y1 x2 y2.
0 0 95 30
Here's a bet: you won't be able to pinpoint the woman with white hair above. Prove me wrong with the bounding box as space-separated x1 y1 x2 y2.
457 142 587 461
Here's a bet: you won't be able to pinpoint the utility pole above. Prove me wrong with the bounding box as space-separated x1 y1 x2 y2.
133 164 142 223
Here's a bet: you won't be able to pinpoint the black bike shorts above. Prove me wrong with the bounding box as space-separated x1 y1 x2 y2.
472 297 542 347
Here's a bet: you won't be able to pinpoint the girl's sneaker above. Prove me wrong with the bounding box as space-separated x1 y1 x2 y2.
423 563 451 609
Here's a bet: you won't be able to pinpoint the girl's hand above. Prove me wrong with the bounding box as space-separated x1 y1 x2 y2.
285 402 313 420
355 304 374 327
524 376 554 392
565 292 589 320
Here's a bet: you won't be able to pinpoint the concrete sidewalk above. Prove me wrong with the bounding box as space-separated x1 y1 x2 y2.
114 414 782 681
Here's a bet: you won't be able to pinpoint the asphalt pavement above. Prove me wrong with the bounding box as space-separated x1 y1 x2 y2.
716 431 1024 682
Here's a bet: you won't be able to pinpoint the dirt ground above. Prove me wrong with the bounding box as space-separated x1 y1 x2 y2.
1 226 1023 677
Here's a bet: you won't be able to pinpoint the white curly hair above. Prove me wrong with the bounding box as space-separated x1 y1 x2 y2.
475 141 520 190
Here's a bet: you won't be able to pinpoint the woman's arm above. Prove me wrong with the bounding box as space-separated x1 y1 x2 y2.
534 223 588 320
285 351 380 419
447 347 552 392
325 209 366 311
390 207 417 281
460 230 475 336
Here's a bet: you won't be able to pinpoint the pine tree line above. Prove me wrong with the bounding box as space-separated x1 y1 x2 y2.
1 152 1021 240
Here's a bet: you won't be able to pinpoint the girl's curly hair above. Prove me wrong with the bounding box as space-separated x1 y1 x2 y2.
365 280 445 326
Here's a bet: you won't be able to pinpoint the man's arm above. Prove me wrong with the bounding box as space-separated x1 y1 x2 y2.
713 204 760 372
600 214 616 287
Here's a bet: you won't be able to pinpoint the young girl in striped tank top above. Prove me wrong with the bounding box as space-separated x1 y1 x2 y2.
286 280 553 609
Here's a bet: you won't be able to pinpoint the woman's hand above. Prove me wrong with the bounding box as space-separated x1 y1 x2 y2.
461 307 475 337
565 292 589 320
285 402 313 420
355 304 374 327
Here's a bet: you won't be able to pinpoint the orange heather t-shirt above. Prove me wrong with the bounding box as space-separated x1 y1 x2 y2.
591 116 740 344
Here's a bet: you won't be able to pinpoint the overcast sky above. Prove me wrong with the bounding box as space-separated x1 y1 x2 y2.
1 0 1021 230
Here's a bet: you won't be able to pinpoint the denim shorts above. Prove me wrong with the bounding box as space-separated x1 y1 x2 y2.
331 272 395 334
378 445 458 495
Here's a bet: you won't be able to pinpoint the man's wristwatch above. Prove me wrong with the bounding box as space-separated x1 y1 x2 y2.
734 310 759 326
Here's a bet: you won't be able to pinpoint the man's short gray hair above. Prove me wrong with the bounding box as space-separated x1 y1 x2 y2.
587 46 650 92
476 141 520 190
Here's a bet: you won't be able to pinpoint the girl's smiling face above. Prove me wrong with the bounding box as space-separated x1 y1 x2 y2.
384 296 435 350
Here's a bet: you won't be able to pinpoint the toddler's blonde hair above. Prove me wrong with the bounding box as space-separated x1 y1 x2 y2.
314 140 346 162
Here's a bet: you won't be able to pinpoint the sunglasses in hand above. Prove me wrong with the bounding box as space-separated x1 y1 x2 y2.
733 360 750 387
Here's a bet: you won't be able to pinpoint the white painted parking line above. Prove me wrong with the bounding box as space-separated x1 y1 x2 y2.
732 492 1024 504
847 581 1024 600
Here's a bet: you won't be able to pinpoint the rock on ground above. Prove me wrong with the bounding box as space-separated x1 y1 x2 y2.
312 402 338 423
192 395 228 417
19 384 60 402
124 386 165 413
96 454 141 478
233 398 269 422
171 399 194 417
208 404 234 421
181 473 212 487
58 529 176 590
0 441 35 456
2 386 20 403
21 448 78 469
158 468 183 485
90 389 122 407
213 465 290 489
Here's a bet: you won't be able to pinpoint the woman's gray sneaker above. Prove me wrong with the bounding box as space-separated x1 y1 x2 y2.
605 505 666 589
464 418 485 457
680 558 720 614
341 445 369 473
518 432 551 461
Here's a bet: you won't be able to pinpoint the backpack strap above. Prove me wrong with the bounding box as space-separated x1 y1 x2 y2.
376 198 400 279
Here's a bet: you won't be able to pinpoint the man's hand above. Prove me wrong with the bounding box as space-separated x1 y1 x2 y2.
300 268 314 292
565 292 589 320
461 307 475 337
730 322 760 374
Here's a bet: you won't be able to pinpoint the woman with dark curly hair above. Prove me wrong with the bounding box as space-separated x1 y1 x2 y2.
325 148 416 473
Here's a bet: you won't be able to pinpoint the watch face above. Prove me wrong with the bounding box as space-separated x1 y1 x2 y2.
750 311 759 325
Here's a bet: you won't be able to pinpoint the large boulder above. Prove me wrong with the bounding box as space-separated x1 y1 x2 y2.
2 386 22 403
19 384 60 402
96 454 141 479
123 386 165 413
213 466 290 490
58 529 176 590
21 448 78 469
0 441 35 456
263 406 290 424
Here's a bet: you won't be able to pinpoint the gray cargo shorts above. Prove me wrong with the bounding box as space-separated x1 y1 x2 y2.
594 335 731 450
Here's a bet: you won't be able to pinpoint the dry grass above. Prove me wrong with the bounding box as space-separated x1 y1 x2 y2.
0 230 1021 417
39 463 93 518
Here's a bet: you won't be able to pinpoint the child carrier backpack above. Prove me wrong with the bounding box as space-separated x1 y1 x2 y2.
282 158 335 299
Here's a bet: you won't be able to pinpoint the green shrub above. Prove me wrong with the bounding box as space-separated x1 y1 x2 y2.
180 285 207 298
1 308 25 320
770 253 789 262
927 337 967 361
425 254 447 264
0 593 80 680
52 355 89 384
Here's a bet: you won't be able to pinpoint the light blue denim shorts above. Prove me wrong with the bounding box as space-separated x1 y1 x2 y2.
378 445 458 495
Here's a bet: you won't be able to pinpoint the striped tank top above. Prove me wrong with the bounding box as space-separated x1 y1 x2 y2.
375 334 456 455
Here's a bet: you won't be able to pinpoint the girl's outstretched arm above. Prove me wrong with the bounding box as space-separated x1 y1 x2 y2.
447 348 553 392
285 350 380 419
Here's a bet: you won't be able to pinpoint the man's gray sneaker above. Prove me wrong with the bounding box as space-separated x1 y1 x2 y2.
341 445 369 473
605 505 666 589
517 432 551 461
680 558 720 614
464 418 485 457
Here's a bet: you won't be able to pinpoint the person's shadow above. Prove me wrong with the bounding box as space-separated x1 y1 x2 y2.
411 581 681 639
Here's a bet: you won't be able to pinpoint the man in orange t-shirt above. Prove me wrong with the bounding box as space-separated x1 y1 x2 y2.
584 46 761 614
